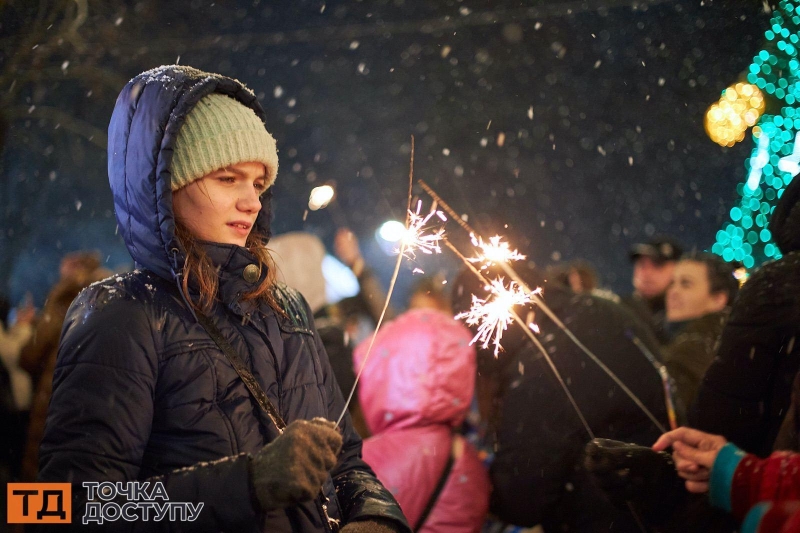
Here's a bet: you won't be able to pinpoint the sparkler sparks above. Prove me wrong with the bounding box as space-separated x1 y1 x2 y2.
397 200 446 259
469 234 526 267
455 277 540 356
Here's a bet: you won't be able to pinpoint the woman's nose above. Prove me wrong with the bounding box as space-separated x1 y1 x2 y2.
238 186 262 212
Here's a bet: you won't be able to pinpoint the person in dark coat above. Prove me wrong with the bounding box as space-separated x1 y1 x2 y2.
690 171 800 457
622 236 683 344
37 65 409 533
452 261 670 532
662 252 739 411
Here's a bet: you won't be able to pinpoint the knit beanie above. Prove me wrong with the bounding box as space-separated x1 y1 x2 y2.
170 93 278 191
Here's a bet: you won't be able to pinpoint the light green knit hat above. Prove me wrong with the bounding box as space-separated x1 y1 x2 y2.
170 93 278 191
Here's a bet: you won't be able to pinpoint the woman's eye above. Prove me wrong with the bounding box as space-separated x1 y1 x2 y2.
254 182 267 192
218 176 236 183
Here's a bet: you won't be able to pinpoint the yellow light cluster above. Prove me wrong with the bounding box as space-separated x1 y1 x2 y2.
705 83 766 147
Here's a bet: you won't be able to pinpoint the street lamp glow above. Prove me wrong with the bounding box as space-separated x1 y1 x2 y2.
378 220 406 242
308 185 335 211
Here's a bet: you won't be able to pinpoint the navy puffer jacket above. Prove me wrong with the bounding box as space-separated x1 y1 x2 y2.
37 66 410 533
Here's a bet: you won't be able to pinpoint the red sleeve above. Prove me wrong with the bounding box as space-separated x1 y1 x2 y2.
732 452 800 521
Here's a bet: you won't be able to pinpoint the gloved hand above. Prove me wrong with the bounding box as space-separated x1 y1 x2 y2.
249 417 343 511
583 438 685 524
341 518 404 533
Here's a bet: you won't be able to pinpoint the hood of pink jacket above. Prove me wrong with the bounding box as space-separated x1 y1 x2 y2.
353 308 477 434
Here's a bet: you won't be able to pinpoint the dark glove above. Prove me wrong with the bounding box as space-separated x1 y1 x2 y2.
583 438 686 524
341 518 405 533
249 417 343 511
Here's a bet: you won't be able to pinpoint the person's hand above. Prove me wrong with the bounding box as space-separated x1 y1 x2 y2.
15 294 36 325
334 228 363 274
652 427 728 493
249 418 343 511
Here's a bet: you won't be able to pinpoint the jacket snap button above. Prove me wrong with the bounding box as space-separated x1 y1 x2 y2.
243 264 260 283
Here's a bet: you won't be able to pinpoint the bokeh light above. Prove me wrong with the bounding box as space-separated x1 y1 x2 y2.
712 113 795 267
308 185 335 211
705 83 766 147
377 220 406 243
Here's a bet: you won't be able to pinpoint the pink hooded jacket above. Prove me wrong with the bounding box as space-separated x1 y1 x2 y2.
355 309 490 533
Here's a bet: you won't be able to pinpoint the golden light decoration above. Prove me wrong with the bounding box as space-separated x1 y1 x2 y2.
705 83 766 147
733 266 750 287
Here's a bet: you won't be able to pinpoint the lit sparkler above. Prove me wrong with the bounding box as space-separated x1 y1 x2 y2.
420 179 666 435
469 234 526 268
397 199 446 259
455 277 540 356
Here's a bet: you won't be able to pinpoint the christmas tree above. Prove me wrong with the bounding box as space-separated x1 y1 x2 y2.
712 0 800 268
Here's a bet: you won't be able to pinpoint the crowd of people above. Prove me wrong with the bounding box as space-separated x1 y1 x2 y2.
1 64 798 533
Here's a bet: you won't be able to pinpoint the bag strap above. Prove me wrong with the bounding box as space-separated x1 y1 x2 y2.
196 312 343 532
195 312 287 432
414 435 456 531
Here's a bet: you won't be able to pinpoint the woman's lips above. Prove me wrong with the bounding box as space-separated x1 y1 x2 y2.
228 222 252 236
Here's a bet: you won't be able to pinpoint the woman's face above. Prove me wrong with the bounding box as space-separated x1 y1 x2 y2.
173 161 268 246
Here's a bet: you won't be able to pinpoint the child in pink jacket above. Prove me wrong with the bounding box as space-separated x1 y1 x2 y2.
354 309 491 532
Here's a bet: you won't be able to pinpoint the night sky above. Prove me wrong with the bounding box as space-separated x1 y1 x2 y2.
0 0 771 307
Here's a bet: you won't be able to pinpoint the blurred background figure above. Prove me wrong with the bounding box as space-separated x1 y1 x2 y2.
452 261 669 532
661 252 739 412
0 294 11 329
407 274 451 313
354 309 490 532
0 292 36 486
549 259 599 294
0 295 35 414
622 236 684 344
547 259 621 303
333 227 395 345
19 251 111 481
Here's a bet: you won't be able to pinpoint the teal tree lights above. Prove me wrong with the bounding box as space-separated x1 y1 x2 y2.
713 1 800 268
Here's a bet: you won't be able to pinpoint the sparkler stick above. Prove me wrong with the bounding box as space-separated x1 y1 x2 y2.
337 137 417 426
445 240 594 439
422 180 667 434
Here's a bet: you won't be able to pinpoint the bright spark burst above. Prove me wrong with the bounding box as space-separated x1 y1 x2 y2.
397 200 446 259
455 277 539 356
469 234 526 267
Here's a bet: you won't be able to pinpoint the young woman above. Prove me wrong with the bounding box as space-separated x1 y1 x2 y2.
37 65 409 533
